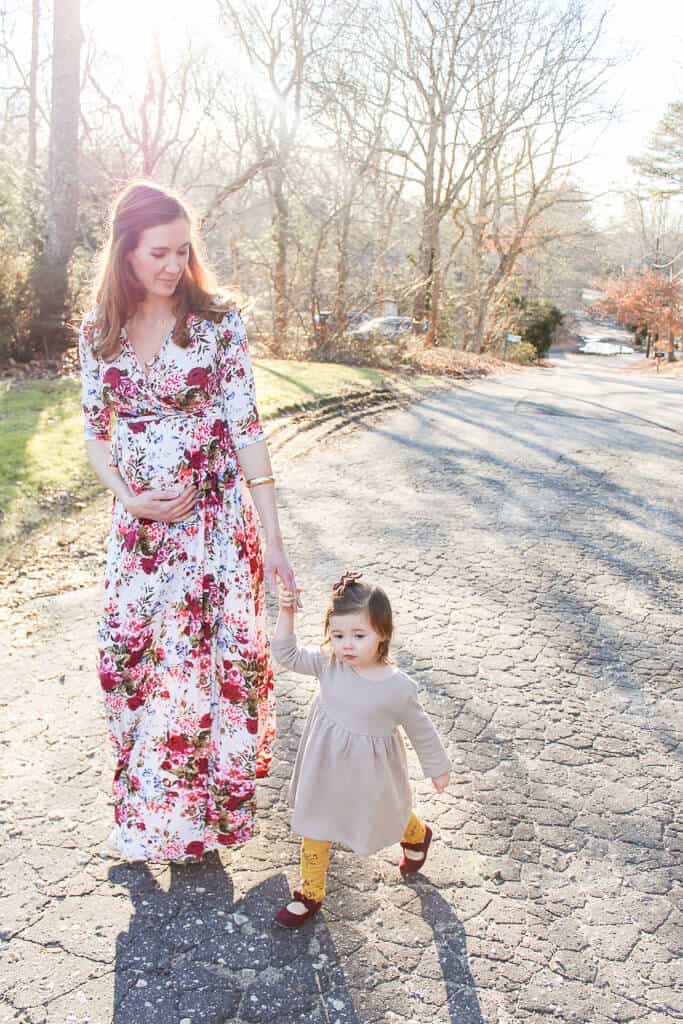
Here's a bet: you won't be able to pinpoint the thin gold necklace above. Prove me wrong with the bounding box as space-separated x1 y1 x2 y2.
129 314 174 373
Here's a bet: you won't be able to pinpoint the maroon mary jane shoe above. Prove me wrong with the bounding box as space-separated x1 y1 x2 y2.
275 890 322 929
399 824 433 875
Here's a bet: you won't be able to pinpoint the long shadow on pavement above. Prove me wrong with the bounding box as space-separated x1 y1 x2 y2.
416 882 485 1023
110 857 485 1024
110 857 365 1024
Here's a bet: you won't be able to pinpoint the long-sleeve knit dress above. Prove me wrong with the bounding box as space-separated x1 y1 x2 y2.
271 634 452 855
79 307 274 862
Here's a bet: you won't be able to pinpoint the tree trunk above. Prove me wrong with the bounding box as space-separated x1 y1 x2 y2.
414 201 437 324
468 302 488 354
25 0 42 249
666 334 675 361
426 254 440 347
463 226 485 352
271 166 289 355
28 0 40 170
33 0 81 357
413 130 437 325
309 221 327 347
331 208 351 355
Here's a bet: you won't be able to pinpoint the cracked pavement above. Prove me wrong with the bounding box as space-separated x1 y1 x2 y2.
1 354 682 1024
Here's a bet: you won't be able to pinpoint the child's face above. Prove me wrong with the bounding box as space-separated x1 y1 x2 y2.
328 609 384 670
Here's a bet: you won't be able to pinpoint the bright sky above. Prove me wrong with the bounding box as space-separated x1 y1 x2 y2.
83 0 217 72
82 0 680 219
576 0 683 215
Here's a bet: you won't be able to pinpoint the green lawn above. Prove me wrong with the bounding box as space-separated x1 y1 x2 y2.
0 359 390 543
254 358 386 416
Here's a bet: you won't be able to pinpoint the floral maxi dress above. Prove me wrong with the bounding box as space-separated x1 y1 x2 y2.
79 308 275 861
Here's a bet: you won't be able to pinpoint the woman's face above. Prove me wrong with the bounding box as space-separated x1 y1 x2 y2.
128 217 191 300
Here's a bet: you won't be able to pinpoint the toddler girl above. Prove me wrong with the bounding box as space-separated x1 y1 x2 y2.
271 570 452 928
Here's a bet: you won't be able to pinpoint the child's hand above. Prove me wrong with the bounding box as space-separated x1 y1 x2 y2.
432 772 450 793
279 587 302 611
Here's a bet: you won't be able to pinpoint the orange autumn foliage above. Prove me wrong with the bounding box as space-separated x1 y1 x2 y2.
593 271 683 338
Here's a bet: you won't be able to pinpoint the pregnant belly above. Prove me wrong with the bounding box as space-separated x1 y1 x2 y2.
114 415 226 493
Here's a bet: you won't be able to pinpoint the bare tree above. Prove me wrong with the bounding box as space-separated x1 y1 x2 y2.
382 0 610 348
33 0 80 355
307 58 396 351
0 3 49 150
28 0 40 170
517 192 601 311
81 36 220 184
452 1 610 350
381 0 488 344
217 0 341 351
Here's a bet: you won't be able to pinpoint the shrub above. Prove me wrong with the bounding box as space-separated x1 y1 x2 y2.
0 228 33 360
507 295 564 359
505 341 537 364
317 330 411 368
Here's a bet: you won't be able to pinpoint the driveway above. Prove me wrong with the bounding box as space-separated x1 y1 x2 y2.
1 357 681 1024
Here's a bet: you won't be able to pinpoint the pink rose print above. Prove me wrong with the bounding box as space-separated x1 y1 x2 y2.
123 525 138 552
184 841 205 858
186 366 209 389
217 832 238 846
80 307 273 861
103 367 123 387
167 734 194 754
99 668 120 692
211 419 226 443
221 679 247 702
186 449 207 471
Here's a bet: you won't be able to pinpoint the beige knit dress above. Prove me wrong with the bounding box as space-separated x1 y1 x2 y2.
272 634 452 856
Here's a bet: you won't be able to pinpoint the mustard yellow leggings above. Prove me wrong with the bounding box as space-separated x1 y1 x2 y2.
299 812 427 902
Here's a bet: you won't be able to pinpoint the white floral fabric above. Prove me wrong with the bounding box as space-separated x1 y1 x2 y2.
79 308 274 861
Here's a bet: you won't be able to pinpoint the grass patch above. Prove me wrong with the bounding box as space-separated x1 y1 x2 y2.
0 378 95 542
254 358 386 415
0 359 392 544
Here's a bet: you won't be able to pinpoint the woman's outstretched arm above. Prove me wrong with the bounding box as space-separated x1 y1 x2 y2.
237 440 298 594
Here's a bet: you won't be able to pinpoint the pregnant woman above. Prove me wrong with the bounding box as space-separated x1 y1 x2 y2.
79 180 297 862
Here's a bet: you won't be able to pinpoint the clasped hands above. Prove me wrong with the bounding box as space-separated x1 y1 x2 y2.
124 484 198 523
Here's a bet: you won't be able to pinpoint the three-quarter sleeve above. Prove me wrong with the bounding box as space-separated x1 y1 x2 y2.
78 313 113 442
270 633 324 677
218 309 265 451
401 685 452 779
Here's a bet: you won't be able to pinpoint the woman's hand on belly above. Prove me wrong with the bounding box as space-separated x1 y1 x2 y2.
124 485 198 523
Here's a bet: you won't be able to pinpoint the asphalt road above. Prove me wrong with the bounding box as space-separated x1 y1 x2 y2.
1 354 681 1024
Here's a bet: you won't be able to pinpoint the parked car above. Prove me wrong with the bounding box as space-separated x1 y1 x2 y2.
348 316 414 338
314 310 372 333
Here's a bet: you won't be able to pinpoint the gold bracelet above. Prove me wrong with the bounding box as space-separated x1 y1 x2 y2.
246 475 275 488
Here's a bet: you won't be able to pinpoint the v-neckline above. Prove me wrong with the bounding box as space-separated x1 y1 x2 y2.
123 320 175 376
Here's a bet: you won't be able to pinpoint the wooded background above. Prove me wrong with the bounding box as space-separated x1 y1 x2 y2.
2 0 682 362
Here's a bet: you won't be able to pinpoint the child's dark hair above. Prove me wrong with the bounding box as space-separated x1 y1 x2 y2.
323 571 393 664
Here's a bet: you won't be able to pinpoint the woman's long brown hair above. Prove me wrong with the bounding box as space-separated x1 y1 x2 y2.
91 180 230 360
